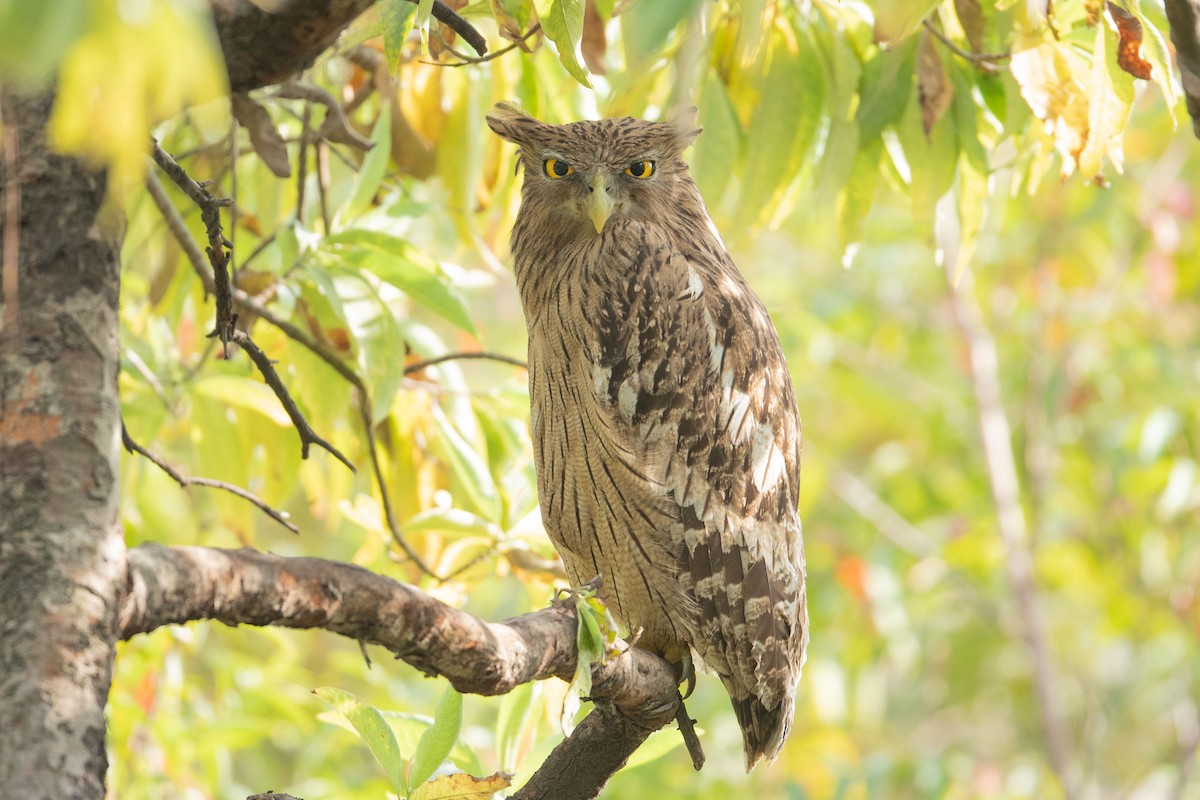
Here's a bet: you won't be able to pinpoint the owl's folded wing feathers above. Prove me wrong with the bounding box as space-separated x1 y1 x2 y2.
579 219 806 766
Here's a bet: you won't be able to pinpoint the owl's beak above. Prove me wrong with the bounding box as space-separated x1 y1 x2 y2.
587 173 613 234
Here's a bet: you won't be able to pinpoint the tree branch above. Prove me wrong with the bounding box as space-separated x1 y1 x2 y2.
210 0 485 92
121 423 299 533
922 19 1010 67
403 351 529 374
946 265 1077 799
119 545 681 800
149 139 236 349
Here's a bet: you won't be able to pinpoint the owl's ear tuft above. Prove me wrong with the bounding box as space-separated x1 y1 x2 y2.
486 102 541 147
667 106 702 151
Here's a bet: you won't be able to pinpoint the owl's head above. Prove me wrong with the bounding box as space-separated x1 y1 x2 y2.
486 103 702 238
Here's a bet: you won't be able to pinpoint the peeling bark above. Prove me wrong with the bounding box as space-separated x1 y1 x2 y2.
0 90 124 799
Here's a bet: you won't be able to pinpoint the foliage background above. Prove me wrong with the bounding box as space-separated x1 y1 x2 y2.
4 0 1197 797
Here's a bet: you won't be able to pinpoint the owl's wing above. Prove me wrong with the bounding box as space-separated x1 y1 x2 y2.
581 220 806 765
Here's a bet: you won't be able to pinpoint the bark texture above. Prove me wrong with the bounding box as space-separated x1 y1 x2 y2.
0 90 124 799
120 545 678 706
1164 0 1200 137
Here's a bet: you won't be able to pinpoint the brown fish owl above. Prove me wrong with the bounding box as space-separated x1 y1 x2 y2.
486 103 807 768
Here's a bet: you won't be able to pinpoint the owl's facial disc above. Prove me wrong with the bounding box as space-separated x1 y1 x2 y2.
586 171 614 234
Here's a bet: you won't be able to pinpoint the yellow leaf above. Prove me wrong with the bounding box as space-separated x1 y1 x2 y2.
49 0 225 192
1010 38 1090 177
409 771 514 800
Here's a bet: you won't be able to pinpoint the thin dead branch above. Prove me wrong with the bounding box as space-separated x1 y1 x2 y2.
150 139 236 350
121 423 299 533
429 24 541 67
403 351 529 374
922 19 1010 67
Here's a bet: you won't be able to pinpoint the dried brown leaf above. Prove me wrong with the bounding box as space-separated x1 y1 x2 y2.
1107 1 1153 80
953 0 985 53
230 92 291 178
581 0 607 75
917 30 954 137
409 771 514 800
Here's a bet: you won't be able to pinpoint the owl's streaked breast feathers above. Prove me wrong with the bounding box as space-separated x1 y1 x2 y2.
487 104 807 769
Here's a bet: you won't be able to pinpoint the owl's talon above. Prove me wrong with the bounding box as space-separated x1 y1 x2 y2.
679 651 696 700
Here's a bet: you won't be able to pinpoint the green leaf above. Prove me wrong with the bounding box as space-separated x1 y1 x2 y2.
497 0 534 30
402 507 505 540
856 37 918 141
338 107 392 224
315 687 408 795
837 136 881 265
430 405 502 521
1129 3 1178 124
495 682 539 772
194 375 292 426
325 231 477 335
735 27 825 231
408 687 464 789
416 0 435 30
690 74 742 210
539 0 592 87
620 0 703 66
379 0 417 73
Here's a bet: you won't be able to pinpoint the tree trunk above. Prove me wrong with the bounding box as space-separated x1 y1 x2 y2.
0 89 124 799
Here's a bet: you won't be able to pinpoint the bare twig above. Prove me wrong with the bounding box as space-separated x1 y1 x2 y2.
674 700 705 771
946 264 1077 799
356 398 439 575
146 170 438 575
922 19 1010 66
426 0 488 56
121 424 299 533
427 24 541 67
404 351 528 375
275 81 373 151
230 328 357 473
2 91 21 329
150 140 236 350
317 141 332 232
296 102 311 223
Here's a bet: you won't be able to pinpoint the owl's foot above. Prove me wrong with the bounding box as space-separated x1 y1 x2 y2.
675 695 706 771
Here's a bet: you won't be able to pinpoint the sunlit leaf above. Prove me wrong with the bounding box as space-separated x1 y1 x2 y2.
194 375 292 426
409 770 513 800
735 25 825 231
338 106 392 223
856 37 918 141
538 0 592 87
408 687 463 789
315 688 408 795
380 0 417 73
430 406 502 521
620 0 703 67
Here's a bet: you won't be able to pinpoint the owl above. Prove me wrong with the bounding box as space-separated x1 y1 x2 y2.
486 104 807 769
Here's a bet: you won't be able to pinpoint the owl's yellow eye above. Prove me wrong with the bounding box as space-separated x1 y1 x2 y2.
544 158 573 179
626 160 655 179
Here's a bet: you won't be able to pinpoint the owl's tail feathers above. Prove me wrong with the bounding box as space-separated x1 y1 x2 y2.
724 680 796 771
